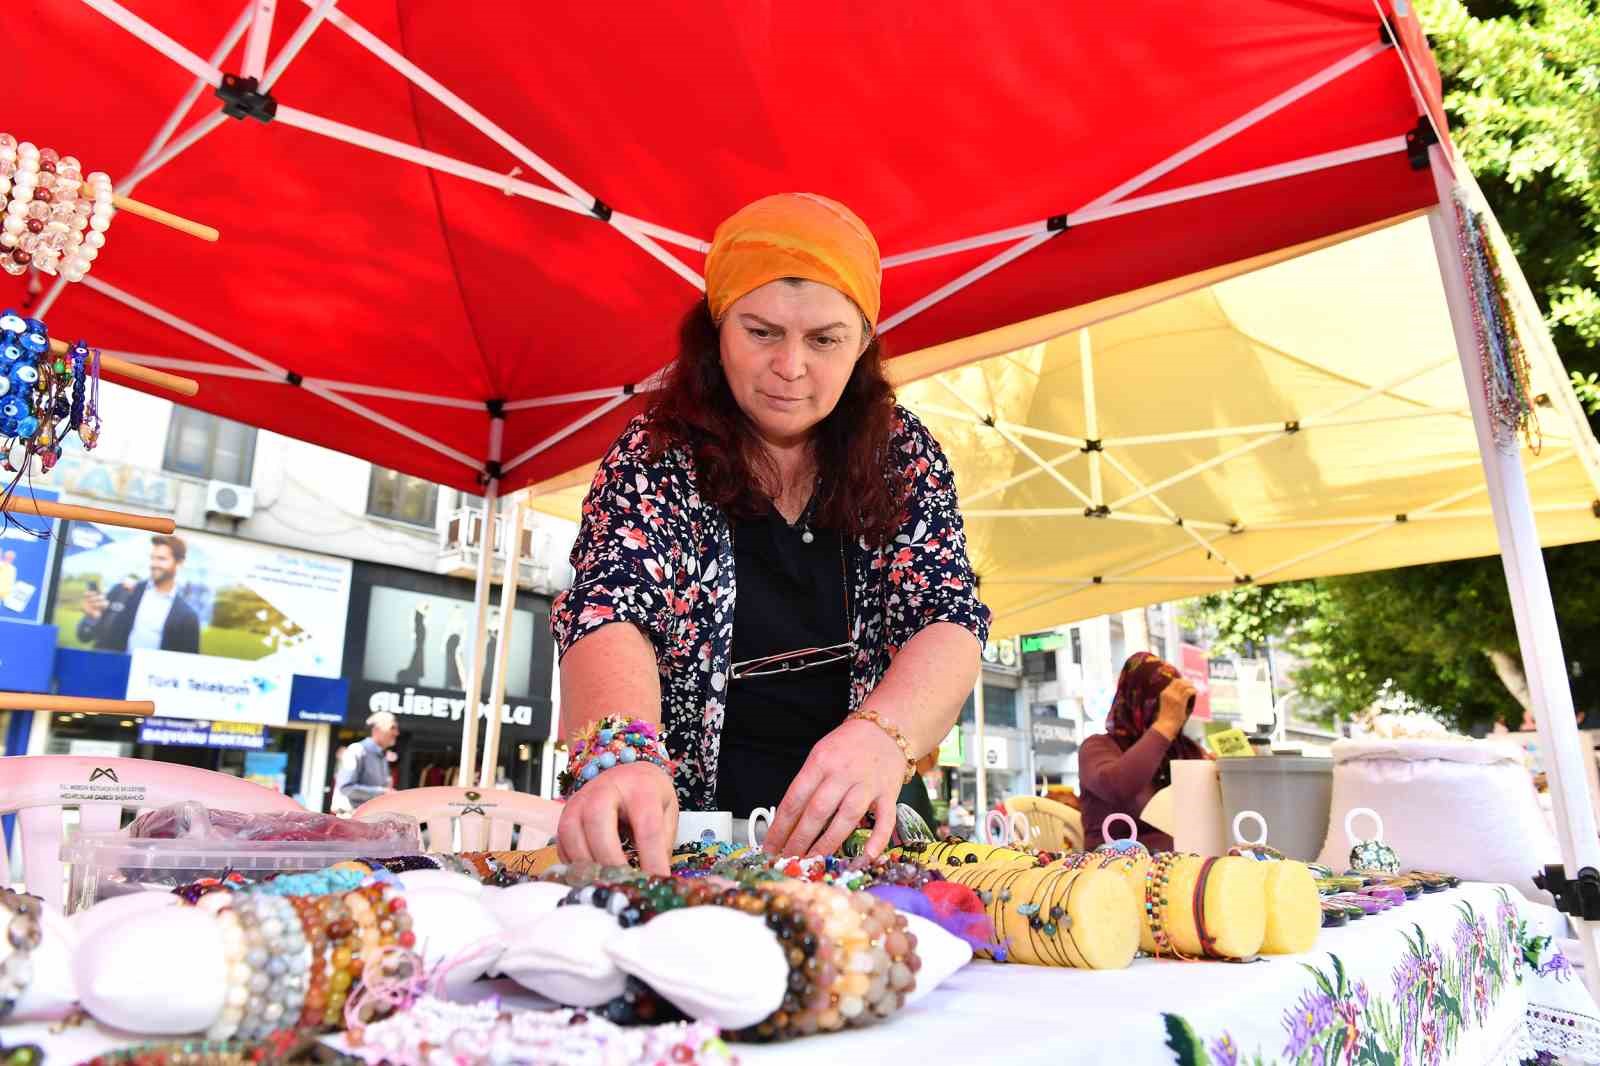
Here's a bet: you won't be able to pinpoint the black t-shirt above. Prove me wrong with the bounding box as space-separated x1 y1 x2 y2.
714 503 851 816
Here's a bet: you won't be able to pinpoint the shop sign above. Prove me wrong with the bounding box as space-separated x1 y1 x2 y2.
361 684 546 735
1031 715 1078 756
0 487 59 623
981 638 1018 669
982 735 1009 770
936 724 963 767
1178 643 1212 720
126 648 292 726
49 453 177 512
1020 632 1066 655
0 621 56 693
138 716 268 750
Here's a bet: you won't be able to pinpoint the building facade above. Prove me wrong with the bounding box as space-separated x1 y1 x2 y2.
3 382 573 811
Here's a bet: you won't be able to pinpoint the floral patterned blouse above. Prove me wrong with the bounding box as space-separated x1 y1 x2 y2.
551 406 991 811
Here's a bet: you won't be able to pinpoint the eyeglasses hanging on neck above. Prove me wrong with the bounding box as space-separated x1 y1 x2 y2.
730 641 858 681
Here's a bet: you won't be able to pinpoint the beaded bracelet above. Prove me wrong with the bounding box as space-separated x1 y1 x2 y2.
1145 852 1187 960
845 708 916 784
206 906 252 1041
560 715 677 797
0 888 43 1022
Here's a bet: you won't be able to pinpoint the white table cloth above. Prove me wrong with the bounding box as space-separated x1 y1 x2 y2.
7 883 1598 1065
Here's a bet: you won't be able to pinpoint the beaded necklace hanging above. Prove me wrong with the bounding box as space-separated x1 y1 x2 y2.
1452 188 1540 453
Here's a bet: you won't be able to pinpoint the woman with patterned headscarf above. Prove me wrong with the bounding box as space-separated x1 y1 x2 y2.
1079 652 1206 851
552 194 991 874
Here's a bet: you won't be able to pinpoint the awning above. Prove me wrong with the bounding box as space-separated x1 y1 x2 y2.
4 0 1445 494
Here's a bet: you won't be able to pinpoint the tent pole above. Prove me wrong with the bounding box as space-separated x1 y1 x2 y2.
1426 145 1600 1001
973 676 988 842
1081 329 1103 506
480 497 527 788
240 0 275 81
505 386 630 411
459 418 503 785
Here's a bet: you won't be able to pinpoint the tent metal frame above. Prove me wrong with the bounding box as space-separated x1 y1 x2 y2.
40 2 1600 994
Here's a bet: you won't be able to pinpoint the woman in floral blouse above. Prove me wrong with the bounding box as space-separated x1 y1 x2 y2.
552 193 990 874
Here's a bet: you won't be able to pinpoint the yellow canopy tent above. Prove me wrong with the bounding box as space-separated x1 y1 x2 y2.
896 212 1600 637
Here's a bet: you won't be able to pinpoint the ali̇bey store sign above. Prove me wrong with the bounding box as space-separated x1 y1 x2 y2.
344 566 553 738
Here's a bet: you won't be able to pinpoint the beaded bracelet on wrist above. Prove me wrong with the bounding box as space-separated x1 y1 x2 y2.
561 715 677 797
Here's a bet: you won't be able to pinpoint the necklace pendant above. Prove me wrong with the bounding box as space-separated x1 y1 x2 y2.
801 529 814 544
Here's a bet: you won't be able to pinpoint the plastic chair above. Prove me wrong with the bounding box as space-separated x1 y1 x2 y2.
353 786 561 853
0 754 304 911
1002 795 1084 851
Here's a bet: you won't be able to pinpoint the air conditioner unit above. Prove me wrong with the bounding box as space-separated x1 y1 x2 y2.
205 480 255 519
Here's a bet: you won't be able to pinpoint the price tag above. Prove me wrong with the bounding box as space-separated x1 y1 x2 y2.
1207 727 1255 758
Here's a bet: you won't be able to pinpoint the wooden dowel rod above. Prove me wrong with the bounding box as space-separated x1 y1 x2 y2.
0 693 156 715
45 338 200 397
2 495 175 534
77 183 219 242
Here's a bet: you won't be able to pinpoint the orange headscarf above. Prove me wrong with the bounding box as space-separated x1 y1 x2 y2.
704 193 882 333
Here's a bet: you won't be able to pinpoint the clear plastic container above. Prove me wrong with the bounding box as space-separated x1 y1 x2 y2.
59 819 421 913
1216 754 1334 861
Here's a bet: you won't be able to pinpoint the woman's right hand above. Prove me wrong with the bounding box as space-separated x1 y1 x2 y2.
1154 678 1197 739
556 761 679 875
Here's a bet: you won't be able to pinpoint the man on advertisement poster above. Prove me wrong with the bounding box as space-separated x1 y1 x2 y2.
76 534 201 654
56 521 352 677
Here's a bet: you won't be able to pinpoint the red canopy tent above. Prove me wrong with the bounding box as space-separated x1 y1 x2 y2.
6 0 1445 497
10 1 1600 992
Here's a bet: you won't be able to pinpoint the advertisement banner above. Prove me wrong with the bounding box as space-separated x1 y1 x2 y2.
137 716 268 751
1178 642 1213 721
0 621 56 693
54 522 351 677
0 487 59 623
362 586 537 698
126 648 292 726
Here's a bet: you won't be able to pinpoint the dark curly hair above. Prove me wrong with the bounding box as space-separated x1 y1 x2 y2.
645 300 904 545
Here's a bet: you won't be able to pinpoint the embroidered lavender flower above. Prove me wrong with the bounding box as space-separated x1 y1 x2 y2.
1539 950 1574 982
1393 951 1423 995
1209 1033 1240 1066
1282 988 1337 1059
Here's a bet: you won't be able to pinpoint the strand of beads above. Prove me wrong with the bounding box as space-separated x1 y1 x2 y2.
561 716 677 796
0 135 111 281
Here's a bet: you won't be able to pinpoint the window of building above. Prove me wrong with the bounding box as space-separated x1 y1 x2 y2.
1068 627 1083 665
162 408 256 484
1146 605 1168 661
960 684 1019 729
1022 649 1057 682
368 467 440 527
1108 613 1127 670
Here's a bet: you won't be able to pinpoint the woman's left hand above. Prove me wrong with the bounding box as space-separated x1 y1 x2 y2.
763 716 907 860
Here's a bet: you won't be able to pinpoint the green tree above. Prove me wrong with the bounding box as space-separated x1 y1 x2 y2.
1190 1 1600 733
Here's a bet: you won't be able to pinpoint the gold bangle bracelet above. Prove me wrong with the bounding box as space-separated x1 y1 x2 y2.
848 708 917 784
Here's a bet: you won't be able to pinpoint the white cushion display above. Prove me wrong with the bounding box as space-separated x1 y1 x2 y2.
397 869 484 896
403 888 504 995
499 905 628 1007
75 904 226 1033
1317 737 1558 899
900 912 972 1007
605 905 787 1029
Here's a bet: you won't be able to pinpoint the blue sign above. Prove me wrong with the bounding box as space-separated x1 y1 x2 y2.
54 647 132 699
0 487 59 623
137 716 267 750
0 621 56 693
289 674 348 724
